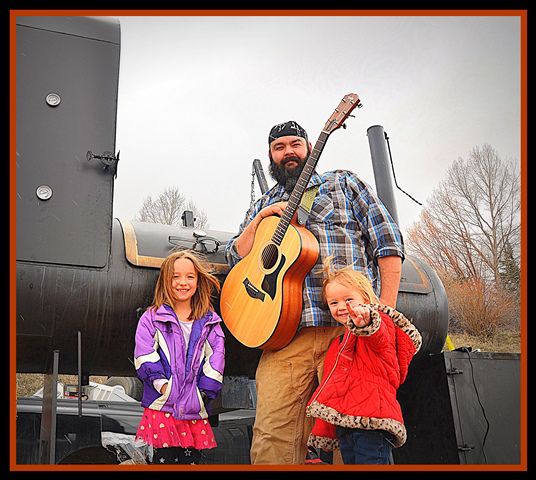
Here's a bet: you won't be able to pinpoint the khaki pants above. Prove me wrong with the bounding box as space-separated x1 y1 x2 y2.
250 326 345 464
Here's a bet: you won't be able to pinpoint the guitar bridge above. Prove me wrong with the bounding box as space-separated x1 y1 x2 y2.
243 278 265 301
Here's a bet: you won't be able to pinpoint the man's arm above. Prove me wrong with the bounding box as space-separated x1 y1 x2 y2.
377 255 402 308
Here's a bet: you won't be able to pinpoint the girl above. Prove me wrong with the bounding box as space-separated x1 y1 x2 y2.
305 258 422 464
134 250 225 464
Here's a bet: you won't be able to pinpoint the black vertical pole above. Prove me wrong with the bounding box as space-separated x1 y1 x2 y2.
366 125 400 225
78 331 82 417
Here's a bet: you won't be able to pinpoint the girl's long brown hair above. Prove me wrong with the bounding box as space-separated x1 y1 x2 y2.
150 250 221 320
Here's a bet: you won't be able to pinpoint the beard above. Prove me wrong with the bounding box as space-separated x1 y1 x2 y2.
268 146 310 193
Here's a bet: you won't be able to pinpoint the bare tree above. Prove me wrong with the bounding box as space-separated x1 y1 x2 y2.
135 186 209 228
407 144 520 285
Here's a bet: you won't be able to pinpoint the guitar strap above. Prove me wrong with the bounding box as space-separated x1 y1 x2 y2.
297 185 320 226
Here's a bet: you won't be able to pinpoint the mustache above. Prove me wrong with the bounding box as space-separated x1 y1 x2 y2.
280 156 301 167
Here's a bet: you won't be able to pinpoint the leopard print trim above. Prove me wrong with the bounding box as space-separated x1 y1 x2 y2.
307 400 407 447
346 308 381 336
307 433 339 452
357 303 423 353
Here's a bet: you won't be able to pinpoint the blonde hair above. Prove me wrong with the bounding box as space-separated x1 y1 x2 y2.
322 256 379 304
151 250 221 320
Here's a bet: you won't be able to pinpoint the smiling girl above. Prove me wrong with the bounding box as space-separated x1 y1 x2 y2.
134 250 225 464
305 257 422 464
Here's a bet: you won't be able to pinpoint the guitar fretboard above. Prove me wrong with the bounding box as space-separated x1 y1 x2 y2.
272 131 329 245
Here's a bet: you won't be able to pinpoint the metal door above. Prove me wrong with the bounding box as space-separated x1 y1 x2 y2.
16 16 120 268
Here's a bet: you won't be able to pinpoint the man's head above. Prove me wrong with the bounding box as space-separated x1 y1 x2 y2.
268 121 311 192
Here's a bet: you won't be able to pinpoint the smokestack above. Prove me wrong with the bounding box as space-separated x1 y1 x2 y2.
253 158 269 194
367 125 399 225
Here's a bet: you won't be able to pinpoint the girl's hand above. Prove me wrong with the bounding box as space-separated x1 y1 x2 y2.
346 301 371 327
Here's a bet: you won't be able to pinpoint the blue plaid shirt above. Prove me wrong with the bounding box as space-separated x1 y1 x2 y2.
225 170 405 328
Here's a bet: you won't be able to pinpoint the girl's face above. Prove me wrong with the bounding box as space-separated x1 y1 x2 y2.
325 280 366 325
171 258 198 305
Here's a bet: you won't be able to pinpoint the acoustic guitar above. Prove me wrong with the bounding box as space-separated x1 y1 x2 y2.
220 93 362 350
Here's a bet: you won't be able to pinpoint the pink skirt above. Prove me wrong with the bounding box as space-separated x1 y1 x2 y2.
136 408 217 450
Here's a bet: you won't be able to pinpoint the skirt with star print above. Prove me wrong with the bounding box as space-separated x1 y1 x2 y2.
136 408 217 450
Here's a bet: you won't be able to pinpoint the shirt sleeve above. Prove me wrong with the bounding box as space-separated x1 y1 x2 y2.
197 318 226 399
344 172 405 261
134 310 168 383
153 378 168 392
224 196 270 267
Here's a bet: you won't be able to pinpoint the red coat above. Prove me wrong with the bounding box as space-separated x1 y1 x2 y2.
306 304 422 450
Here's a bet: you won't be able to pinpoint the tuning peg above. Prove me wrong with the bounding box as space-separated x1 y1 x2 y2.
342 123 347 129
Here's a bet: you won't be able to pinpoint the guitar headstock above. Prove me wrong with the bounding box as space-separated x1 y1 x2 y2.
323 93 362 134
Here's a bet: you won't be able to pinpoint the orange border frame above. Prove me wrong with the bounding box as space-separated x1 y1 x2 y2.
10 9 527 472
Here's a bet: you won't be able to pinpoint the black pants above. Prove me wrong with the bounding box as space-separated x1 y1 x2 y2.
151 446 202 464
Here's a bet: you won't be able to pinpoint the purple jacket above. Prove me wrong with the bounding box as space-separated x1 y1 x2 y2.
134 304 225 420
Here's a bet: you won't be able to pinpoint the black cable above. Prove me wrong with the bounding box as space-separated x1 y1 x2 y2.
384 132 423 206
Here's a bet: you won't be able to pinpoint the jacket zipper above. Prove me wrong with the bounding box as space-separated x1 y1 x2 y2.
179 316 219 415
307 330 351 412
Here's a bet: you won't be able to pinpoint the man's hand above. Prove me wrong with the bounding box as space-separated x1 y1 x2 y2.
257 202 288 222
235 201 288 257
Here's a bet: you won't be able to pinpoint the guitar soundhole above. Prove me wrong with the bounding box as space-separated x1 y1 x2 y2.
261 243 279 270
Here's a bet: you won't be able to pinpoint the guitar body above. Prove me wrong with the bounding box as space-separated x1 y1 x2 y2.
220 216 319 350
220 92 360 350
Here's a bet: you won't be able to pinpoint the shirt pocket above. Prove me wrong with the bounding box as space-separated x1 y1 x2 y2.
309 194 335 223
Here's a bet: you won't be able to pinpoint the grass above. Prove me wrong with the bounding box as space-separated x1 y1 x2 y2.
16 374 109 399
448 329 521 353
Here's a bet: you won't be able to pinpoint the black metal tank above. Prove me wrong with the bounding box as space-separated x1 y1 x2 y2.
15 16 448 378
16 219 263 377
16 217 448 376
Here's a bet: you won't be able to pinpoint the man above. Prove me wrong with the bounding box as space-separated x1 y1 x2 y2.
224 120 404 464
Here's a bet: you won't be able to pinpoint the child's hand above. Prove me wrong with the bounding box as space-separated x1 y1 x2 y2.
346 301 371 327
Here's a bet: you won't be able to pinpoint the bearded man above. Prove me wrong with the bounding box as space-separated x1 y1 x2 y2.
225 120 404 465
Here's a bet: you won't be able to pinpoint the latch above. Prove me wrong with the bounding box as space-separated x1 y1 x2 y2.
87 150 120 178
458 444 475 452
446 367 464 375
168 230 220 254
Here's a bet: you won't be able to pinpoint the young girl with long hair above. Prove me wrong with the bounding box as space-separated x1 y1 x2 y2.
134 250 225 464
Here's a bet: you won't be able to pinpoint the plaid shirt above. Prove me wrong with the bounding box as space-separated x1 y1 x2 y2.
225 170 405 328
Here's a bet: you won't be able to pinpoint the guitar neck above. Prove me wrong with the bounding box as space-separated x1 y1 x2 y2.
272 130 330 245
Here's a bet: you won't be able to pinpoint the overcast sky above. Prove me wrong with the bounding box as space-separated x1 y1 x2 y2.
112 13 521 236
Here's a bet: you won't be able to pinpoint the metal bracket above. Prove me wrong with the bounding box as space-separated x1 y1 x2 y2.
458 444 475 452
87 150 120 178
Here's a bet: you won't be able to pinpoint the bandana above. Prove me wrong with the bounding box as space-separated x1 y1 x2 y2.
268 121 308 145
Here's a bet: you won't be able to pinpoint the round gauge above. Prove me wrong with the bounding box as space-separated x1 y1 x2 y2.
36 185 53 200
45 93 61 107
